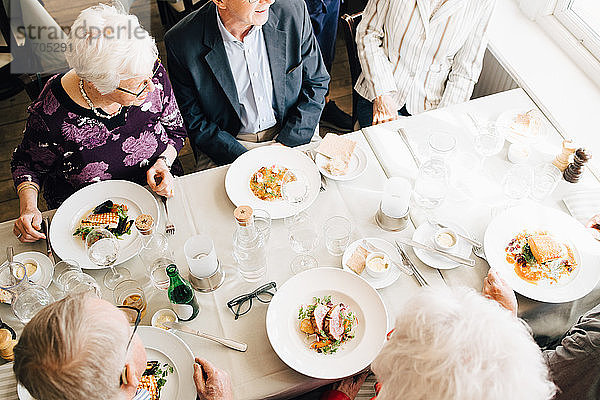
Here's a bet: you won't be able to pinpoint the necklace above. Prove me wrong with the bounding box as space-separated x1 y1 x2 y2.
79 78 122 119
431 0 446 17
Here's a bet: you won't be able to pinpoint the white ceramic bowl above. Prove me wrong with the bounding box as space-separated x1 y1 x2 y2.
151 308 178 331
433 228 458 251
365 252 391 279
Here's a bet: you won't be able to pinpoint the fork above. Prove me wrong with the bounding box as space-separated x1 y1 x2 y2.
472 244 487 262
161 196 175 236
302 149 327 192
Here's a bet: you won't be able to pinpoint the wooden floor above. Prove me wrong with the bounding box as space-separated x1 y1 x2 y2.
0 2 352 223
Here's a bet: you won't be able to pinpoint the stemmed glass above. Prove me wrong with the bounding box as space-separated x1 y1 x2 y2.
288 218 319 274
282 170 310 227
474 122 505 170
86 228 129 290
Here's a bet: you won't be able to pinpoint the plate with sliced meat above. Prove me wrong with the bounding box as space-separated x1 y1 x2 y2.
50 180 159 269
266 268 388 379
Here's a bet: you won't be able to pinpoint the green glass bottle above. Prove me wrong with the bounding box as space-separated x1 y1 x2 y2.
166 264 200 321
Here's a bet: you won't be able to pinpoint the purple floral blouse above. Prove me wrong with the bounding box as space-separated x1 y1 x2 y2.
11 63 187 209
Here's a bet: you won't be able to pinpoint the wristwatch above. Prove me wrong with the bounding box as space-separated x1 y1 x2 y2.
157 155 172 171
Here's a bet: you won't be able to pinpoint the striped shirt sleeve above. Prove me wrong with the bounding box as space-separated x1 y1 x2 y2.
438 0 496 108
355 0 398 100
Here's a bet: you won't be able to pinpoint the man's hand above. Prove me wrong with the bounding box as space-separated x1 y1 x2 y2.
13 207 45 242
331 370 370 400
372 94 399 125
483 269 518 317
193 358 233 400
147 159 175 197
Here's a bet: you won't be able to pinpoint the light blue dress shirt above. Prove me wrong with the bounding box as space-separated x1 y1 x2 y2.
216 9 277 134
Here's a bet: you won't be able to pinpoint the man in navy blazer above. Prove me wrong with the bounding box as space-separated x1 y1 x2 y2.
165 0 330 167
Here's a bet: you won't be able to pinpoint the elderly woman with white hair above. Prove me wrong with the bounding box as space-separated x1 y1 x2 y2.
320 284 556 400
11 3 187 243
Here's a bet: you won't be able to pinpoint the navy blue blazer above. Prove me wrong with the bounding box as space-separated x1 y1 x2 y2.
164 0 330 165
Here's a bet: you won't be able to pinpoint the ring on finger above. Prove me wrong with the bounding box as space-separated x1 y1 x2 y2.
16 233 23 239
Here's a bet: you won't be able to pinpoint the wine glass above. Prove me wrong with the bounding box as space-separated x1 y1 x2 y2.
282 170 310 227
288 218 319 274
474 123 505 170
86 228 129 290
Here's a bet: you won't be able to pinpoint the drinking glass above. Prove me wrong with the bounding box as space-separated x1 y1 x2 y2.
428 131 457 161
474 122 505 169
531 163 562 202
323 216 352 256
413 159 449 209
52 259 83 290
138 231 173 290
86 228 129 290
114 280 147 322
288 219 319 274
282 170 310 227
253 209 272 242
0 261 53 323
502 164 534 204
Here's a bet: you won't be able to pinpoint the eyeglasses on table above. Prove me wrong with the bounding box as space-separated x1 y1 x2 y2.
227 281 277 320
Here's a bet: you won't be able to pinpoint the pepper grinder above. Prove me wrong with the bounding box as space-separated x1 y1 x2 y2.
552 139 576 172
563 148 591 183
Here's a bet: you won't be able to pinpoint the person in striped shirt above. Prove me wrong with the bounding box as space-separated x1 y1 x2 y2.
355 0 496 127
13 293 233 400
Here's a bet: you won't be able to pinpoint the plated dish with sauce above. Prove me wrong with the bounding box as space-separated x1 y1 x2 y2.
485 205 600 303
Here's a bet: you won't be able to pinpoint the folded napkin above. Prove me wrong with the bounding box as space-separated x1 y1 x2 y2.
562 189 600 225
0 362 18 400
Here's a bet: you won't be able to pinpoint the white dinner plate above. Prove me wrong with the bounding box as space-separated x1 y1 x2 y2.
14 251 53 288
496 108 548 144
224 147 320 219
342 238 402 289
315 146 368 181
18 326 196 400
266 267 388 379
484 205 600 303
412 222 473 270
49 180 159 269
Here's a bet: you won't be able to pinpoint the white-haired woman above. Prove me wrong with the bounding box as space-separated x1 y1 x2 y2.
11 3 187 242
321 285 556 400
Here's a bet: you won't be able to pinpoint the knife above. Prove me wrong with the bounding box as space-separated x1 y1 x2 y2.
396 237 475 266
397 128 421 168
42 217 56 265
164 321 248 352
394 242 429 287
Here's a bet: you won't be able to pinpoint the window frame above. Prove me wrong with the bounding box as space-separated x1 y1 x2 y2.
518 0 600 87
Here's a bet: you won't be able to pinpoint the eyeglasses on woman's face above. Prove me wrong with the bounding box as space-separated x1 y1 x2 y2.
115 58 161 98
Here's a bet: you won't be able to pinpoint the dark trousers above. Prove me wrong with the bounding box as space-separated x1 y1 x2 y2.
304 0 340 72
356 95 411 128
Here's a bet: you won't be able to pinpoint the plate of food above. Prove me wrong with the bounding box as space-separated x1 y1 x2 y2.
49 180 159 268
485 204 600 303
137 326 196 400
342 238 402 289
225 146 320 219
266 267 388 379
496 108 547 144
314 133 367 181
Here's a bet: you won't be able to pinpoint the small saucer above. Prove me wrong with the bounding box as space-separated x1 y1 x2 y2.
14 251 53 288
341 238 402 290
412 222 472 269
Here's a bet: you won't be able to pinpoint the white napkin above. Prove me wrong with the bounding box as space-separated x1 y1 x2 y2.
0 362 18 400
562 189 600 225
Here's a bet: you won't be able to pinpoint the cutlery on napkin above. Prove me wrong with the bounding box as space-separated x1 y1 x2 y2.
164 321 248 352
396 237 475 266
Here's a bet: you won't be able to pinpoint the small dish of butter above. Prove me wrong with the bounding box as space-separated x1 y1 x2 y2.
151 309 178 330
433 228 458 251
365 252 390 279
